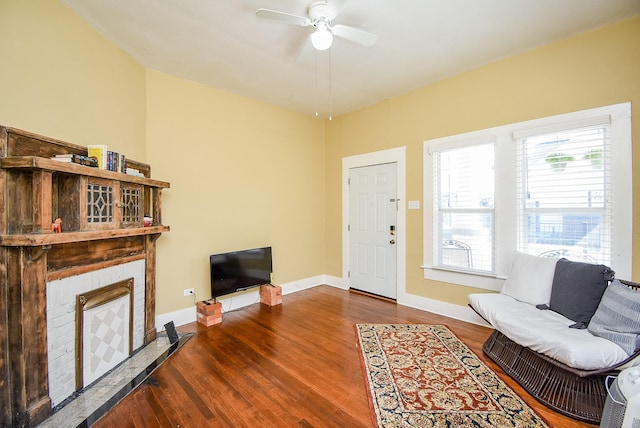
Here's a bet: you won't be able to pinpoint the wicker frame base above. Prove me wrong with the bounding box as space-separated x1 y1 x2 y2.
483 330 608 424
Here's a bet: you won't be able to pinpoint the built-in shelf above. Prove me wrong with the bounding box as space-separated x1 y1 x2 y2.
0 156 170 188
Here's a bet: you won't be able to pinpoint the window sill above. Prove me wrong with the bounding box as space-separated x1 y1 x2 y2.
421 265 505 291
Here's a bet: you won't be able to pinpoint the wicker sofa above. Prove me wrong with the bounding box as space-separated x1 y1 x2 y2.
468 252 640 424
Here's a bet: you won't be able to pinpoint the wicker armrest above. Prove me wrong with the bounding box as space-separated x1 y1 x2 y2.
618 278 640 291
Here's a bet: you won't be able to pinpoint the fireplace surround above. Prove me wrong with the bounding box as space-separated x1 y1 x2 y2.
0 126 169 426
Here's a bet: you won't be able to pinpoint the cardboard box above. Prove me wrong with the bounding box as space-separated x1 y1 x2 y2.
260 284 282 306
196 300 222 326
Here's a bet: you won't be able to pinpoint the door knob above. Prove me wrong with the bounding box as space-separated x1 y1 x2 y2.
390 239 395 244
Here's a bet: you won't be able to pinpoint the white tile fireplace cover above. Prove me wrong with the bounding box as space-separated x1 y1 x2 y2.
46 260 145 407
83 294 130 387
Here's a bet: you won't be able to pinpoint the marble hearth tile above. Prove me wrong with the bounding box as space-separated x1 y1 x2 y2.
37 333 190 428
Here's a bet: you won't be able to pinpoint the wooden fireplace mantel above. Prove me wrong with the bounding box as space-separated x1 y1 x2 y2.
0 126 170 427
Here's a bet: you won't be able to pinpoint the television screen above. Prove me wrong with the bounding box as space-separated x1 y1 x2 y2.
210 247 272 299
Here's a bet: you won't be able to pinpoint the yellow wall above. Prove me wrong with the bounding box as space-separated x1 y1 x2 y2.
0 1 146 158
325 16 640 306
0 1 326 316
145 70 326 314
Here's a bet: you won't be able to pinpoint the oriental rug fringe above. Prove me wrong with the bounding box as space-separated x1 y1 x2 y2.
355 324 549 427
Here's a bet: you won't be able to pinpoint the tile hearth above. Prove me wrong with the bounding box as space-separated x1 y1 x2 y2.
37 333 191 428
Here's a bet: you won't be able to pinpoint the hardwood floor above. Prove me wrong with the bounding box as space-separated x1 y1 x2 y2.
94 285 597 427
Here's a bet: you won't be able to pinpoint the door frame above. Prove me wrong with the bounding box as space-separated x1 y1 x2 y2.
342 147 406 299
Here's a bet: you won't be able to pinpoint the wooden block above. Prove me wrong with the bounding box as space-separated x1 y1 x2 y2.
197 300 222 326
260 284 282 306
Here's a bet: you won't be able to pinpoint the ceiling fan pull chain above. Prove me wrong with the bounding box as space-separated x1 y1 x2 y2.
315 51 319 117
329 47 333 121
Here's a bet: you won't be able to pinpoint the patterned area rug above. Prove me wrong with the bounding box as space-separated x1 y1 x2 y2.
356 324 549 427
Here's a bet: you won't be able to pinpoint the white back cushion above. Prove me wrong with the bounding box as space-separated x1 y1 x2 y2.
501 251 558 306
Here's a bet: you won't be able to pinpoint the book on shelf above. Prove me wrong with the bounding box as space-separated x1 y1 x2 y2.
87 144 108 170
107 151 115 172
51 148 126 172
87 144 127 173
126 167 145 177
51 153 98 168
106 151 127 173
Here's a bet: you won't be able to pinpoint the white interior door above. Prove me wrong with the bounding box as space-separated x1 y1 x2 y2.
349 163 397 299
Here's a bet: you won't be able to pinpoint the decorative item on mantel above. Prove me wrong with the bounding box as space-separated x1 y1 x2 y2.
51 218 62 233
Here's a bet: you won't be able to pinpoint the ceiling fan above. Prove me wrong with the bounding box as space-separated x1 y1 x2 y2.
256 0 378 51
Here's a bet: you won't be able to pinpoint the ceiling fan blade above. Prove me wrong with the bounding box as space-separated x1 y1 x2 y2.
331 24 378 47
256 8 311 27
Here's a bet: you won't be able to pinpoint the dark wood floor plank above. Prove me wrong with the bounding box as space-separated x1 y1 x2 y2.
93 285 596 428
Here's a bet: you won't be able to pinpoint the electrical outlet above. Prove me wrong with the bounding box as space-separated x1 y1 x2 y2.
183 288 194 296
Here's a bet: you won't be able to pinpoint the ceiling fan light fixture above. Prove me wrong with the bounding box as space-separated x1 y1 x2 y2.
311 24 333 50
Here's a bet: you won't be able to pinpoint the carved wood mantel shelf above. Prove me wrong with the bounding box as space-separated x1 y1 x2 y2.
0 126 170 427
0 225 170 246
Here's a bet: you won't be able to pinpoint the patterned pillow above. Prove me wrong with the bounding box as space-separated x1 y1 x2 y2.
588 279 640 355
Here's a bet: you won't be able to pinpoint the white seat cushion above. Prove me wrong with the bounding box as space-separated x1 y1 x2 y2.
469 292 629 370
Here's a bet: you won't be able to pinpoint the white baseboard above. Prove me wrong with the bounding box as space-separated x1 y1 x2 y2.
321 276 487 326
155 305 197 332
320 275 347 290
155 275 489 332
397 292 490 327
280 275 327 294
156 275 333 331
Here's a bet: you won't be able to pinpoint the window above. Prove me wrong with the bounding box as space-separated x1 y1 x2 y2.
423 103 632 291
516 125 611 266
434 143 495 273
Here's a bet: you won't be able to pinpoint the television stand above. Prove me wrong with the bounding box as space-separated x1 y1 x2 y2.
196 300 222 326
196 284 281 327
260 284 282 306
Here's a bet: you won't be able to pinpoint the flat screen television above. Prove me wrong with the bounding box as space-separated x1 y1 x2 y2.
209 247 272 299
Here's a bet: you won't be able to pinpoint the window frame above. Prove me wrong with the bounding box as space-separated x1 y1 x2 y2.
422 103 632 291
432 140 496 275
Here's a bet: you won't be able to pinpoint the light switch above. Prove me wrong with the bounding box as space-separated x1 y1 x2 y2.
408 200 420 209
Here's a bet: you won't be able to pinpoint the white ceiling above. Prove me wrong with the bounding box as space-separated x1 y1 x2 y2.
62 0 640 118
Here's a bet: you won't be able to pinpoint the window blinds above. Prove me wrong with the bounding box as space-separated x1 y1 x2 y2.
516 125 612 265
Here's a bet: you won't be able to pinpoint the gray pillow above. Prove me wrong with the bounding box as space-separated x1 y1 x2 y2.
588 280 640 355
549 258 614 328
